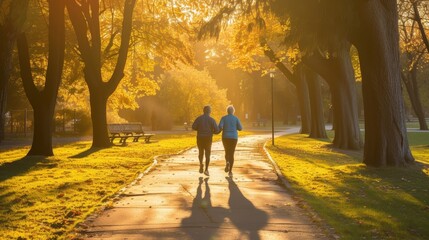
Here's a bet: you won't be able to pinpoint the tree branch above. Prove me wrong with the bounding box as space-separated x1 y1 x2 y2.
103 29 120 58
44 0 66 98
88 0 101 60
260 38 297 86
413 1 429 54
301 52 333 85
107 0 137 95
16 33 39 105
66 0 92 63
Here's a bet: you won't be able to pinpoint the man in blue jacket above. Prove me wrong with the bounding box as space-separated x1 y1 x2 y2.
192 106 220 176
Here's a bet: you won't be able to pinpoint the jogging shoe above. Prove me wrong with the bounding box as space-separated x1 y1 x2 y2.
228 171 233 177
199 164 204 174
204 169 210 176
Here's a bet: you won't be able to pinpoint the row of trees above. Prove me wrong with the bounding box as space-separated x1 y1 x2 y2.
0 0 199 154
197 0 429 167
1 0 428 168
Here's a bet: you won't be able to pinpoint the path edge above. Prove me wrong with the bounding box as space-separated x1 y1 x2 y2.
71 146 195 237
262 133 338 240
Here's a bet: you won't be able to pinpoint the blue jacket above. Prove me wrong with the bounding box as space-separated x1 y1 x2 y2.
192 114 219 137
219 114 242 139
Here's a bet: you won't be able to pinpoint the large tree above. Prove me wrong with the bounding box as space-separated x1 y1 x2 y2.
221 13 313 134
66 0 137 148
303 66 327 139
16 0 65 156
0 0 28 143
277 0 414 166
263 2 361 148
352 0 414 166
303 45 361 149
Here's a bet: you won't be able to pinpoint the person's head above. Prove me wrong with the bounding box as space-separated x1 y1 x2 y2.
203 105 211 115
227 105 235 115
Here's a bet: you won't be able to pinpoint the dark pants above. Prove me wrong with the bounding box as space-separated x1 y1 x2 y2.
222 138 238 172
197 136 213 170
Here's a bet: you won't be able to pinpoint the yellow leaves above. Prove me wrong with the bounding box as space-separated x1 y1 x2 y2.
350 46 362 82
220 9 298 73
159 63 229 121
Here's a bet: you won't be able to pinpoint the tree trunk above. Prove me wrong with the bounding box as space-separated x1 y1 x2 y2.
304 46 361 149
353 0 414 166
89 88 111 148
295 69 311 134
66 0 137 149
0 32 15 143
402 70 428 130
28 104 54 156
330 80 361 149
305 67 327 138
331 50 362 150
16 0 65 156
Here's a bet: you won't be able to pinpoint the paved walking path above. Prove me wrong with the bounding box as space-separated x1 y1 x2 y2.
77 129 329 240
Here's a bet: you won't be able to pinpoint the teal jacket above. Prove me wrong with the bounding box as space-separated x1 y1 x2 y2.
219 114 242 139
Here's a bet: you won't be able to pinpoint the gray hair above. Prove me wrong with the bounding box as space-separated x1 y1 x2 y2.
227 105 235 114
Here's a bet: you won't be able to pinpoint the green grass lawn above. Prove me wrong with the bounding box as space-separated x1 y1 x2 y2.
0 133 201 239
267 132 429 239
358 120 429 130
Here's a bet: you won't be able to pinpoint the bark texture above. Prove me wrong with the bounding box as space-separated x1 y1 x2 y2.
304 46 361 150
89 88 110 147
353 0 414 166
304 67 327 139
16 0 65 156
294 66 311 134
66 0 137 148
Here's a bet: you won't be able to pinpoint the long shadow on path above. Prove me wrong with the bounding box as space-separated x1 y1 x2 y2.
181 177 269 240
181 177 228 239
227 177 269 240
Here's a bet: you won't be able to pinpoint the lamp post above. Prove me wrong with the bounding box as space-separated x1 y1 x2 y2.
269 70 275 146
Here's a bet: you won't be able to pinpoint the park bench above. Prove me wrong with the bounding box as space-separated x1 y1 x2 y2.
183 121 193 131
252 120 267 127
108 122 154 145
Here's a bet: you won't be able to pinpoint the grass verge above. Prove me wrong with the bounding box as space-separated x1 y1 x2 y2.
0 133 200 239
267 133 429 240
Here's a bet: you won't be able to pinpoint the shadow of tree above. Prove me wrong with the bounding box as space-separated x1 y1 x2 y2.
0 156 48 182
302 165 429 239
69 147 102 158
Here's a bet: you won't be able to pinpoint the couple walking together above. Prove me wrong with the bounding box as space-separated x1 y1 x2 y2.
192 105 242 177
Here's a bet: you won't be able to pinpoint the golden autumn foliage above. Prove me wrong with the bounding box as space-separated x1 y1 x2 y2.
158 63 229 123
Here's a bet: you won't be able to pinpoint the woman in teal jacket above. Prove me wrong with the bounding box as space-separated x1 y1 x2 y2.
219 105 242 177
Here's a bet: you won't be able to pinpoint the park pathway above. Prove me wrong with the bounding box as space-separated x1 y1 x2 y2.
77 129 329 240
